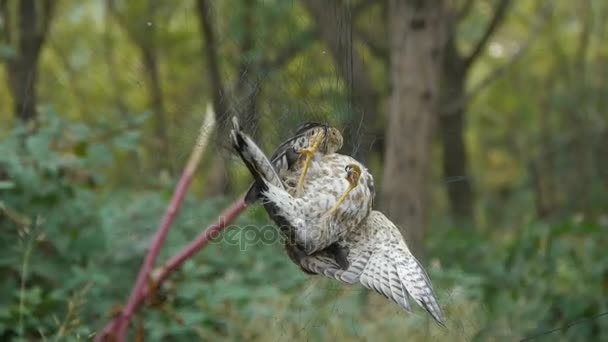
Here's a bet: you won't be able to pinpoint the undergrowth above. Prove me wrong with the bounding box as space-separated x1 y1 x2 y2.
1 115 607 341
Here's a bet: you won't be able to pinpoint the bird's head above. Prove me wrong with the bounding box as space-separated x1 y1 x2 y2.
325 127 343 153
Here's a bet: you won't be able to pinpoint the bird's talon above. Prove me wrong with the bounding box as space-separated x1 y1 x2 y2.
295 131 325 195
328 164 362 214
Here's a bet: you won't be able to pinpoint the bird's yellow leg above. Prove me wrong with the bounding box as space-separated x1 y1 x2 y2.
295 131 324 195
329 164 361 214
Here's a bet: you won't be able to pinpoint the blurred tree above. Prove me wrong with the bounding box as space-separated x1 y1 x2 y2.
196 0 231 196
0 0 607 340
438 0 512 227
232 0 260 136
540 0 601 218
108 0 171 173
102 0 129 118
196 0 317 196
381 0 445 258
561 0 595 215
0 0 55 123
302 0 380 160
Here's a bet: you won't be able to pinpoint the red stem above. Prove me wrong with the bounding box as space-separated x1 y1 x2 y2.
157 197 247 281
95 197 247 341
114 173 196 340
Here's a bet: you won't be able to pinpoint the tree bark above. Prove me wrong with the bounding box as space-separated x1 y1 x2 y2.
2 0 55 123
140 41 170 173
438 33 474 227
381 0 445 259
569 0 593 215
233 0 260 137
437 0 513 227
108 0 170 173
196 0 231 196
102 0 129 117
141 1 170 174
302 0 380 160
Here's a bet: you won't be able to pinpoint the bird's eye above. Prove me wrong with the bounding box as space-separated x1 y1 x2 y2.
345 165 351 172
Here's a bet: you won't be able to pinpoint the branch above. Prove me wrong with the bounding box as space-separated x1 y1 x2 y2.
442 1 551 114
101 108 216 342
463 0 512 69
153 197 247 287
96 196 247 341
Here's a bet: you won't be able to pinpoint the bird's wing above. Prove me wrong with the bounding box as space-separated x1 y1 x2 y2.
230 117 284 191
299 210 445 326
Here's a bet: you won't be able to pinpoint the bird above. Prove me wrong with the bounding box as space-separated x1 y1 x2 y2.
232 117 361 271
230 119 445 326
243 121 343 204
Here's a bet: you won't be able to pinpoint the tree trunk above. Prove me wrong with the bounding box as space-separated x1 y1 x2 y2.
102 0 129 117
234 0 260 137
381 0 445 259
438 35 474 227
302 0 380 160
196 0 231 196
435 0 513 227
140 41 171 173
142 0 170 174
2 0 55 123
533 83 558 219
106 0 170 173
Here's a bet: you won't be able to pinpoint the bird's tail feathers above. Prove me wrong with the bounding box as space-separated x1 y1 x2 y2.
397 254 446 326
230 117 284 193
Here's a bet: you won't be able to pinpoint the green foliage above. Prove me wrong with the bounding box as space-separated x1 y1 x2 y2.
429 218 608 340
1 113 606 340
0 0 607 340
0 112 145 339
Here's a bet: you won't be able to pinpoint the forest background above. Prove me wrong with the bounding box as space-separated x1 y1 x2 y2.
1 0 607 340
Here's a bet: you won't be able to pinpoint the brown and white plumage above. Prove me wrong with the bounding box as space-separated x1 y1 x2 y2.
231 118 355 269
262 153 374 254
244 121 343 204
230 119 444 326
297 210 445 325
231 120 373 253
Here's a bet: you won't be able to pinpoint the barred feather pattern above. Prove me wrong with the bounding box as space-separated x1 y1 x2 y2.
232 119 353 270
244 121 343 204
230 118 444 325
298 210 445 326
262 153 374 254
